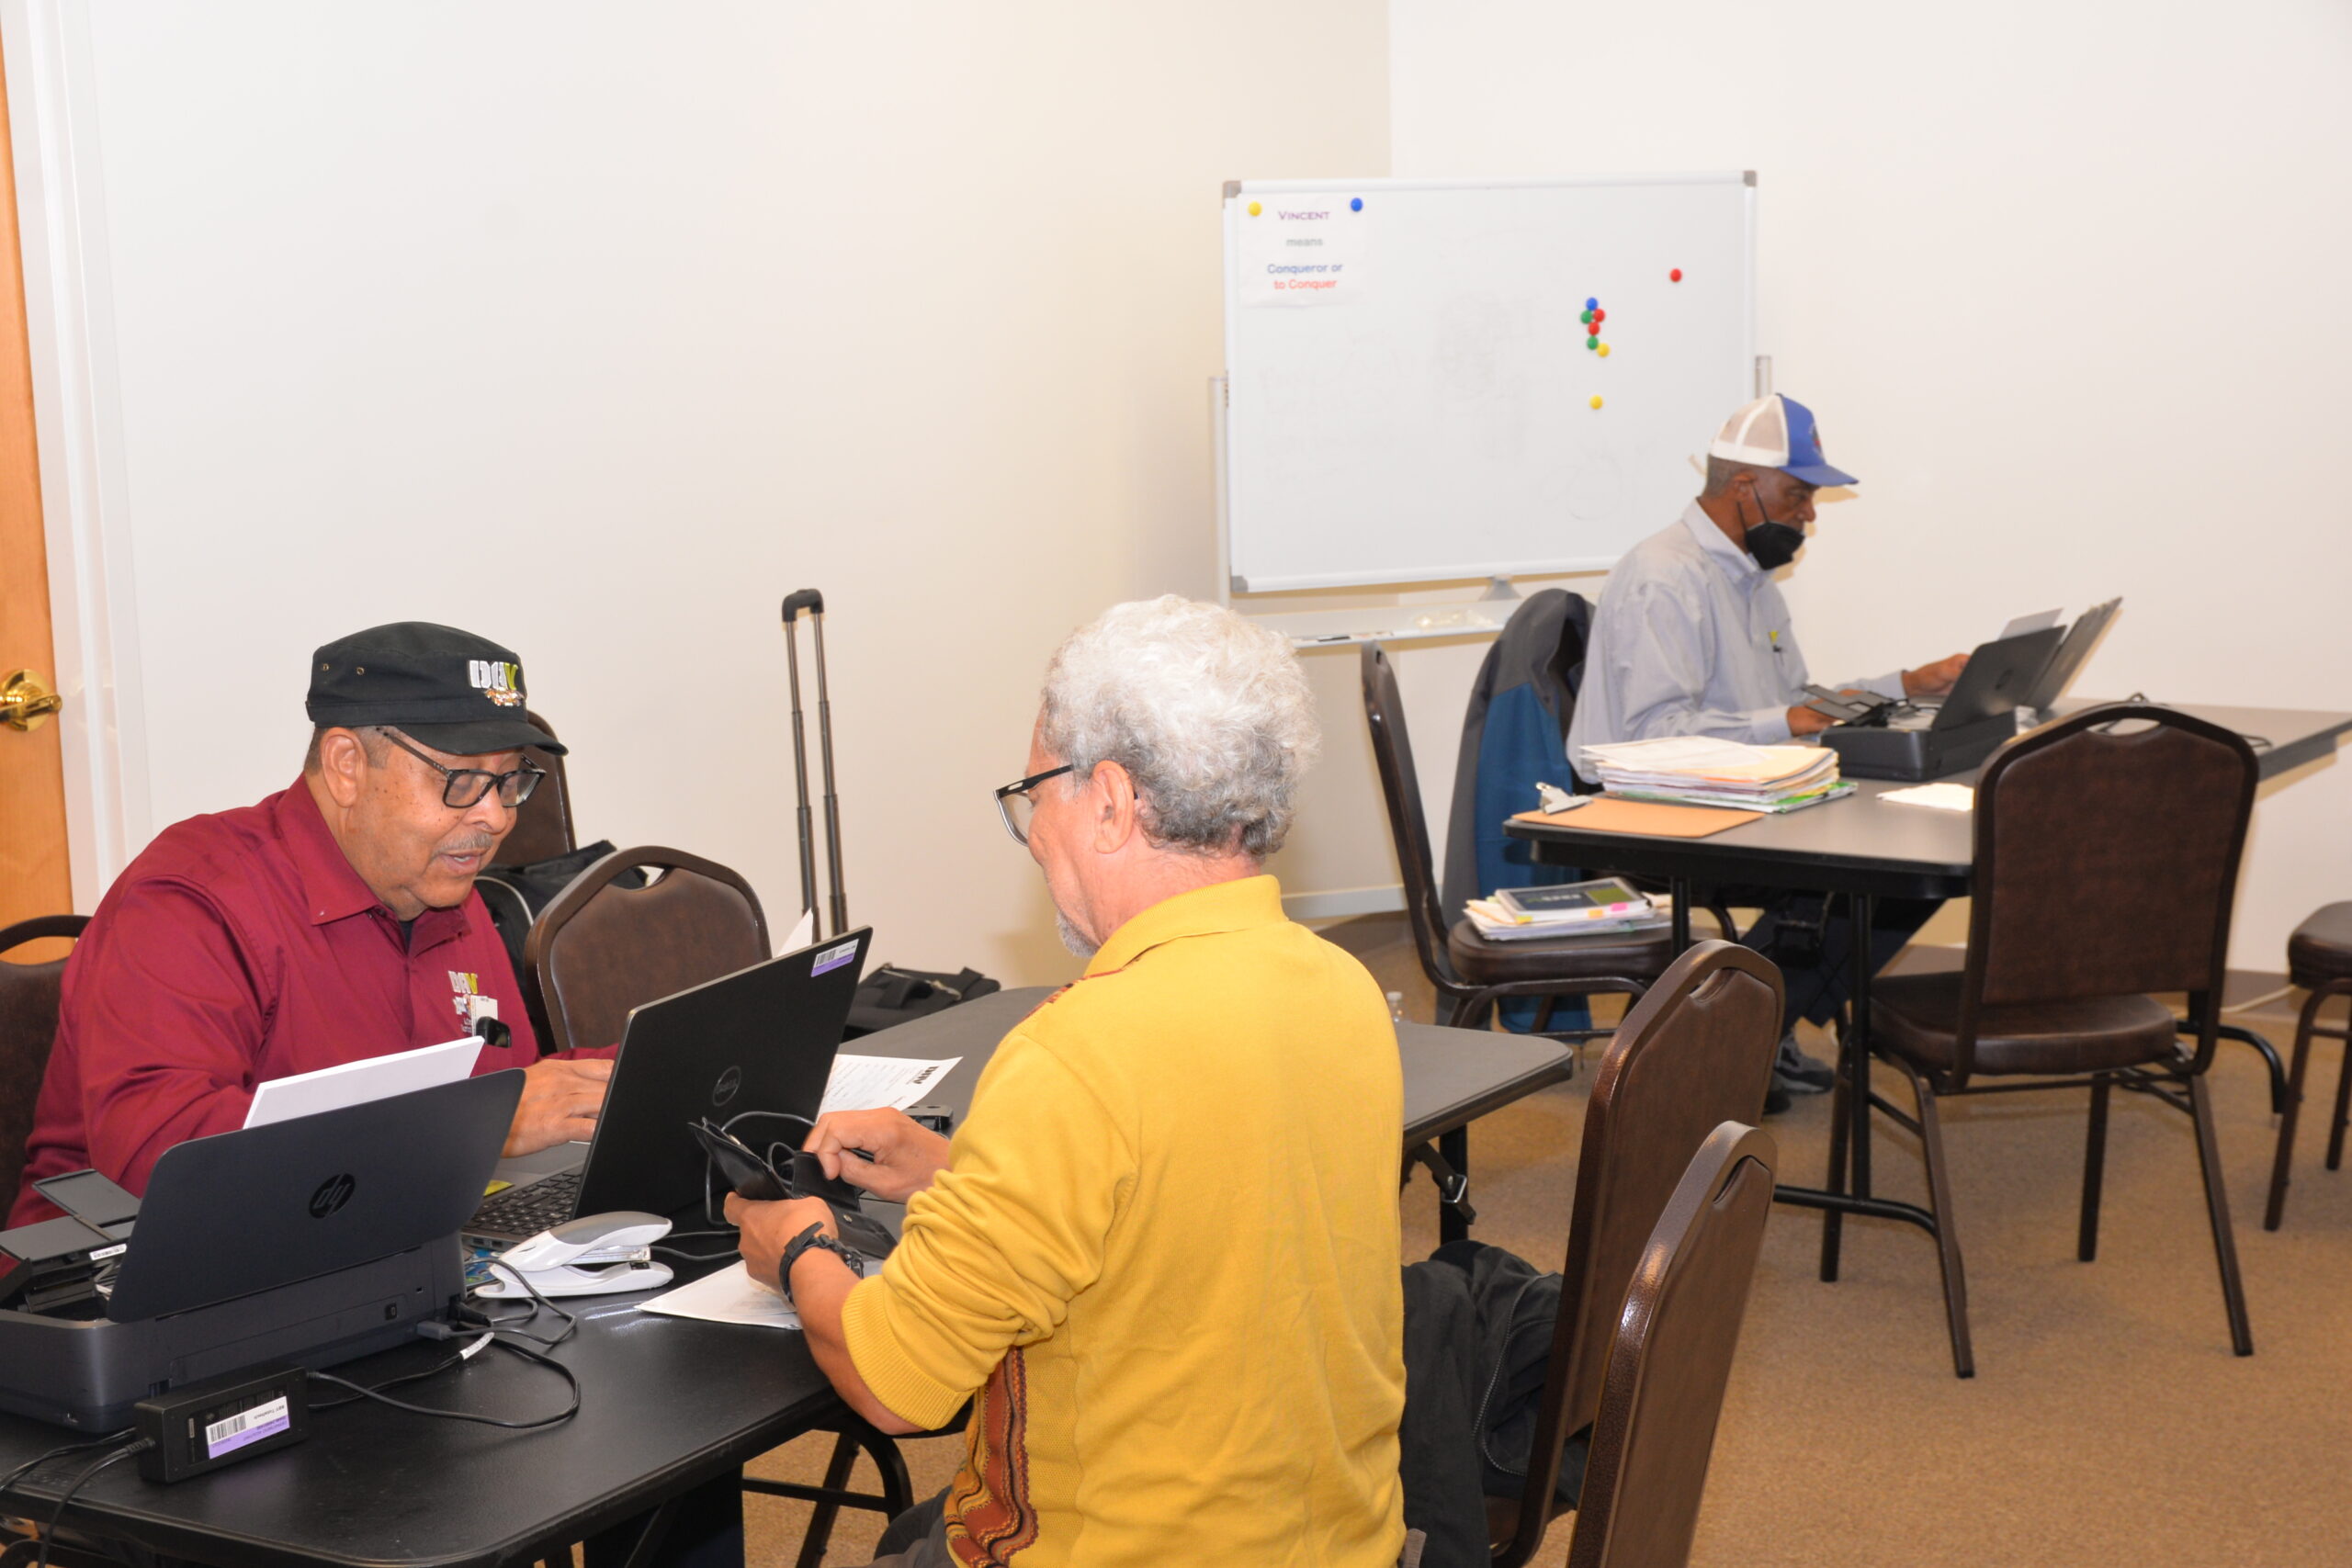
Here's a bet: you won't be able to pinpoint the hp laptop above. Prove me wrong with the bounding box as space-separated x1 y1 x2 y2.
465 928 872 1244
2020 597 2122 715
1820 626 2065 781
107 1069 524 1322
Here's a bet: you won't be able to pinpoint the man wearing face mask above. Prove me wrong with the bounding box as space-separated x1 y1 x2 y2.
1566 394 1967 1102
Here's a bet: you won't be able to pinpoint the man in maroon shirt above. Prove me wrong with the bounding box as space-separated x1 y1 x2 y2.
10 622 612 1226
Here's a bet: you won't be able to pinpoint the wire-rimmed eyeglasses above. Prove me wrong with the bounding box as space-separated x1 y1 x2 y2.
992 763 1073 846
377 728 547 809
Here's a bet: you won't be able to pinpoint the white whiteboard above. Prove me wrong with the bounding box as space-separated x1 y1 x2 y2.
1220 175 1756 592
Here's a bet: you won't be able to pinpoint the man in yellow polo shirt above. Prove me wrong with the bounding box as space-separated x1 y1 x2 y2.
730 595 1407 1567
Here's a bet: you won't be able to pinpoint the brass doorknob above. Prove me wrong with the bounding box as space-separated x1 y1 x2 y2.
2 670 63 732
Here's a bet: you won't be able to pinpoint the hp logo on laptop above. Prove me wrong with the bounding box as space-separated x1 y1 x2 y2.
309 1174 356 1218
712 1066 743 1108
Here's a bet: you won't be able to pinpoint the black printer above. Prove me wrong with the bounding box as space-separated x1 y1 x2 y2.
1820 626 2064 783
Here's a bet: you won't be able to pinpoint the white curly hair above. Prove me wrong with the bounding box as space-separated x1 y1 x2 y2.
1038 595 1320 858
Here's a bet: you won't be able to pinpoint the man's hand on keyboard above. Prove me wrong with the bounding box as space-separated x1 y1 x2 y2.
503 1057 614 1156
805 1109 950 1204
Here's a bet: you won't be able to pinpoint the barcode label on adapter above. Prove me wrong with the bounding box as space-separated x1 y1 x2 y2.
205 1396 291 1459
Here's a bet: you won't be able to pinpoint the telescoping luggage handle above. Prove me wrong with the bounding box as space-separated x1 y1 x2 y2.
781 589 848 941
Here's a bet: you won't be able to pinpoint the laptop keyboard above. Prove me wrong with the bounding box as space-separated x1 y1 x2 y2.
469 1168 582 1237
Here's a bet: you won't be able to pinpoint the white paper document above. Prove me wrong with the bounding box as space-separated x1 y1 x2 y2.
782 908 816 953
1998 609 2062 640
819 1055 963 1117
639 1261 800 1330
243 1036 482 1128
1880 783 1975 812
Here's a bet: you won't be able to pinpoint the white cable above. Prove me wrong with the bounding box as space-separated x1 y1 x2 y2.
2222 985 2296 1013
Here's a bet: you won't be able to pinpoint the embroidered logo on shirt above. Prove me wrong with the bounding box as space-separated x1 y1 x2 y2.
946 1348 1037 1566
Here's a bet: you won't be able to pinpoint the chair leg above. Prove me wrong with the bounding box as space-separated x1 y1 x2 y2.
2080 1074 2110 1262
1819 1058 1850 1283
2328 1022 2352 1173
2187 1072 2255 1357
1438 1126 1472 1245
1905 1066 1974 1379
2211 1022 2288 1116
2265 987 2332 1229
793 1432 863 1568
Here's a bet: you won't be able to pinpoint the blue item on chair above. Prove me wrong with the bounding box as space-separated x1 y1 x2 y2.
1442 591 1595 1033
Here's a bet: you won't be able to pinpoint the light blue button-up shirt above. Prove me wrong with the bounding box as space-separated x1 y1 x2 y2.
1566 502 1903 781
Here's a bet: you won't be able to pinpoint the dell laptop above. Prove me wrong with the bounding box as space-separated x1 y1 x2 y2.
464 928 872 1244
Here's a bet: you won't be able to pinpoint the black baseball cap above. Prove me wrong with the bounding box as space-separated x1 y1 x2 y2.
306 622 566 756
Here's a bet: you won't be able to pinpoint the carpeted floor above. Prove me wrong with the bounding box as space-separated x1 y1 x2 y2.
737 916 2352 1567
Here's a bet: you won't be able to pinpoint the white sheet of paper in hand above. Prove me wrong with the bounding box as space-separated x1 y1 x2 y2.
639 1260 800 1330
819 1055 964 1117
244 1036 482 1129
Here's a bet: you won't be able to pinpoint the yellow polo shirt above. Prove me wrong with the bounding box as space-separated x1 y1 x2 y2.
841 874 1406 1566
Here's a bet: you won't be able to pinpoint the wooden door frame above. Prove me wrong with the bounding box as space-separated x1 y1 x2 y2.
2 0 152 912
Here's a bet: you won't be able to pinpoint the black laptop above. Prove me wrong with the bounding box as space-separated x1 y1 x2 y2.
2020 597 2122 715
1820 626 2066 781
465 928 872 1244
107 1069 524 1322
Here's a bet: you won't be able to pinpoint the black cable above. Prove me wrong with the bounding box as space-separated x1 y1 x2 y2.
34 1438 150 1568
651 1242 739 1262
0 1431 132 1515
471 1260 579 1348
304 1334 579 1431
303 1349 470 1412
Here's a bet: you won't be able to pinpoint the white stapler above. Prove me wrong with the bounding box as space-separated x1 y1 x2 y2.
476 1211 675 1299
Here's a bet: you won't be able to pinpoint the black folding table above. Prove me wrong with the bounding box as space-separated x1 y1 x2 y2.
0 989 1568 1566
1502 700 2352 1271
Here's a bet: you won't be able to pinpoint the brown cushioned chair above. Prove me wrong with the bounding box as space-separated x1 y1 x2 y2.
1490 942 1781 1568
521 849 909 1568
0 915 88 1203
491 707 578 870
523 846 770 1057
1849 705 2258 1378
2263 901 2352 1228
1564 1122 1777 1568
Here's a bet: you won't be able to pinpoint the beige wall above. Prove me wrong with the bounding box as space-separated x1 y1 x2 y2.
1390 0 2352 965
20 1 1391 986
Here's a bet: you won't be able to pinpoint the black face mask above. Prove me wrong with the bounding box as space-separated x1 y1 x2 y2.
1736 485 1807 570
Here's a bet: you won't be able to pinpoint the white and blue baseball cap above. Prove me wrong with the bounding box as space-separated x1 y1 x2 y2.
1707 394 1857 487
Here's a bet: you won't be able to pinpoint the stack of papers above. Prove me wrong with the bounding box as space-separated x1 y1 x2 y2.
1577 737 1853 813
1881 783 1974 812
1465 878 1673 943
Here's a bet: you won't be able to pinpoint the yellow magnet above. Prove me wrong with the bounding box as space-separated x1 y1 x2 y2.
1248 201 1262 217
1589 395 1604 410
1598 343 1611 357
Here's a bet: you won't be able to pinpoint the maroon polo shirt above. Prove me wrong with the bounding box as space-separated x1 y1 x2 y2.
10 778 542 1226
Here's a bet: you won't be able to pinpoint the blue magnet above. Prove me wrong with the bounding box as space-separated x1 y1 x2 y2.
1350 197 1363 211
1585 296 1599 310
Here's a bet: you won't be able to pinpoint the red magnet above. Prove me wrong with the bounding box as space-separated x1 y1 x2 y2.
1669 268 1683 282
1591 308 1605 323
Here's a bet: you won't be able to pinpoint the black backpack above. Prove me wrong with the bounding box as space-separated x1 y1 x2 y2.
843 964 1001 1039
475 841 648 989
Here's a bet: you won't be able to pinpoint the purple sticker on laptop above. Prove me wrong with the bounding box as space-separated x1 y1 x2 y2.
811 940 859 977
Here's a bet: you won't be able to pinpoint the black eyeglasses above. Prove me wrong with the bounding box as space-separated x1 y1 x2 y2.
377 728 546 809
993 764 1073 846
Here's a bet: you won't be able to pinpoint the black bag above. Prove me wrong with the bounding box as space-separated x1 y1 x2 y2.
842 964 1001 1040
476 840 647 986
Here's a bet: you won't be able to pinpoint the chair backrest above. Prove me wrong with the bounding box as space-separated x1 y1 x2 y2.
524 847 769 1055
1362 641 1462 993
0 915 90 1201
1962 705 2256 1066
1566 1122 1777 1568
1505 941 1781 1567
493 708 578 869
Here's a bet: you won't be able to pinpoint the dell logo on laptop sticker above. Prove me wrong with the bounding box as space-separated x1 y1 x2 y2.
309 1174 356 1218
712 1066 743 1107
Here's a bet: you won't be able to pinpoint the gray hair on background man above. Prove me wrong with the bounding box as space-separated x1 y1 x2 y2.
1040 595 1319 858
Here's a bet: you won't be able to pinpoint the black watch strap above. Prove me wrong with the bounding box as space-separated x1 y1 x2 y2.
780 1221 865 1282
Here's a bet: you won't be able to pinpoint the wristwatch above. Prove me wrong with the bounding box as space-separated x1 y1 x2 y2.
780 1220 866 1284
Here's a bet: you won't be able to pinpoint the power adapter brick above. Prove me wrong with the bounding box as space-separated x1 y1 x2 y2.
132 1364 309 1482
